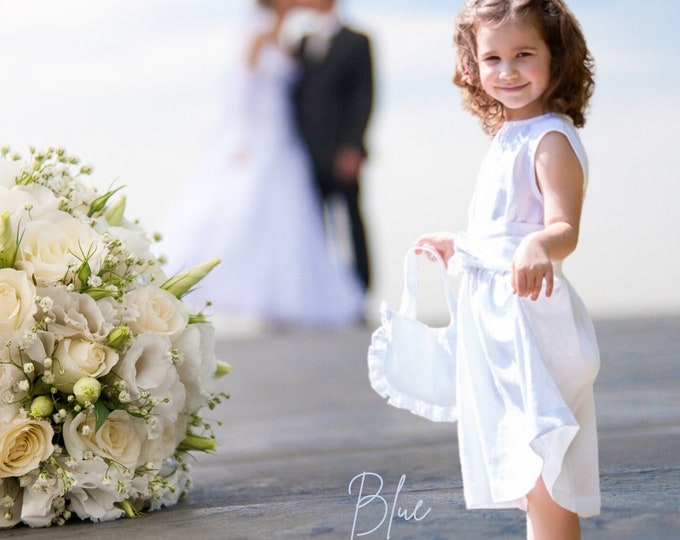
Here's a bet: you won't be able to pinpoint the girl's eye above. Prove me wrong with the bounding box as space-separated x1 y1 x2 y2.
483 56 500 62
517 52 532 58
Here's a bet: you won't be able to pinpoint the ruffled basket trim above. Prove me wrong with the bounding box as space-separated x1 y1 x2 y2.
367 303 457 423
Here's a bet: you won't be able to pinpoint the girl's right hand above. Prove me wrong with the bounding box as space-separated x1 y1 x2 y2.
415 232 455 263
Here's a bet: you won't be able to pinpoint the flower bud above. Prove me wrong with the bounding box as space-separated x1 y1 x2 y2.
178 434 216 452
73 376 102 406
0 210 18 269
105 195 126 226
107 325 131 349
214 361 232 378
30 396 54 418
117 499 142 519
161 257 220 298
87 185 124 217
76 260 91 289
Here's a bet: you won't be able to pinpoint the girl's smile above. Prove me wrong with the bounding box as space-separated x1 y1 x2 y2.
476 17 551 121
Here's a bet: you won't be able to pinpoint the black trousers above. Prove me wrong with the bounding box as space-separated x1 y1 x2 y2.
316 173 370 291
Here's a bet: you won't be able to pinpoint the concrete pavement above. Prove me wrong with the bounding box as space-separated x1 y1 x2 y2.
4 314 680 539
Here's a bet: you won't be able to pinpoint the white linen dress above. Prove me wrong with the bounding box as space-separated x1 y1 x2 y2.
162 25 364 327
452 113 601 516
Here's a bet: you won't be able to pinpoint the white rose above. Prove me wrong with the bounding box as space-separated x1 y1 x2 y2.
23 330 56 368
15 211 106 285
0 159 21 188
7 183 62 214
0 477 22 528
174 323 218 413
63 410 147 470
93 219 168 285
18 479 63 528
0 185 60 229
66 456 128 523
38 286 116 342
147 462 191 512
0 416 54 478
0 363 26 424
124 285 188 338
0 402 19 426
52 338 118 393
102 222 150 260
111 333 186 438
139 417 187 467
0 268 37 338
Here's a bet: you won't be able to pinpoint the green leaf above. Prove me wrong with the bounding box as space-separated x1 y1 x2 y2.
94 400 110 432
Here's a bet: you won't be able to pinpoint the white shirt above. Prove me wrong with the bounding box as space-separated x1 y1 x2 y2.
279 7 341 61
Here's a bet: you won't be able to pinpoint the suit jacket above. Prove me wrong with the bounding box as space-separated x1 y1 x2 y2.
293 26 373 183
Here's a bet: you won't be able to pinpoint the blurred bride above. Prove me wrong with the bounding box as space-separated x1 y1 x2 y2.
162 0 364 327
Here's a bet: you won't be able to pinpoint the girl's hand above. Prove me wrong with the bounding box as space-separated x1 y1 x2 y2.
511 235 553 300
415 232 455 264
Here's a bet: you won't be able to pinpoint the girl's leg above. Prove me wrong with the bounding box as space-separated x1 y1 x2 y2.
526 477 580 540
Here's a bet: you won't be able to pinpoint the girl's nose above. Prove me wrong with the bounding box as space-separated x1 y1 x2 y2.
499 60 518 79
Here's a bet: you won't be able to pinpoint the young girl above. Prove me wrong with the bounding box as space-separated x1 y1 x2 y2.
416 1 599 538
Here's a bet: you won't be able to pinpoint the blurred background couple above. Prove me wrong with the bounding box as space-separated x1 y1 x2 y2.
164 0 374 329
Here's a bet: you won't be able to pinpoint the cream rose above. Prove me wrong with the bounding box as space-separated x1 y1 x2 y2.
15 212 106 285
125 285 188 338
0 416 54 478
0 268 37 337
63 410 147 470
52 338 118 393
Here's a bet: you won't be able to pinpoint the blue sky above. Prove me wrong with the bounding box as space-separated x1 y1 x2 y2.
0 0 678 317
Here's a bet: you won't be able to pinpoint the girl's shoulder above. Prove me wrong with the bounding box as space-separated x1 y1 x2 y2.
529 114 588 182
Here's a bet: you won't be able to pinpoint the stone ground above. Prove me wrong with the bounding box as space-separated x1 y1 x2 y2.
4 315 680 539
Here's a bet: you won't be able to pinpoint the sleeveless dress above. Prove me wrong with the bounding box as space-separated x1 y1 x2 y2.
452 113 601 516
162 35 364 327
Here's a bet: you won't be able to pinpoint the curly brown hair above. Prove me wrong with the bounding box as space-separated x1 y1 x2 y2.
453 0 595 134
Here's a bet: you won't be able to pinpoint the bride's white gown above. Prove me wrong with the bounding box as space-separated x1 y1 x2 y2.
163 36 364 327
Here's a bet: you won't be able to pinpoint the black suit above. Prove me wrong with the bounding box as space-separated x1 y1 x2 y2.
293 26 374 290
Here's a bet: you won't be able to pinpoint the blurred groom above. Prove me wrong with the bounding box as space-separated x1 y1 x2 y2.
291 0 374 293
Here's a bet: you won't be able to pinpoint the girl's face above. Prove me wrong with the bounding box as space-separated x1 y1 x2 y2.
475 17 551 122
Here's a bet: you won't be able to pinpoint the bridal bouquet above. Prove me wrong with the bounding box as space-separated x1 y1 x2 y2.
0 147 229 528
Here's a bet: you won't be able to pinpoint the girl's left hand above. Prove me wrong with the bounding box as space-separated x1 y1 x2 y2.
511 235 554 301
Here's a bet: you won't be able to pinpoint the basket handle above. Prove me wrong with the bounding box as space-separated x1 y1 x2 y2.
399 244 457 322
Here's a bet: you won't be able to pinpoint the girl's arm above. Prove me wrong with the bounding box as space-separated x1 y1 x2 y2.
512 131 584 300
